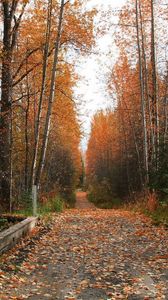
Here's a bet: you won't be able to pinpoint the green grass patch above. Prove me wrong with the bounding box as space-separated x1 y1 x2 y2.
123 195 168 227
145 205 168 227
13 208 33 217
38 196 64 216
88 190 122 209
61 191 76 208
13 196 65 217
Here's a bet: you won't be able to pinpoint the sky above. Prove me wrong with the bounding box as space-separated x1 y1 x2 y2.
72 0 126 150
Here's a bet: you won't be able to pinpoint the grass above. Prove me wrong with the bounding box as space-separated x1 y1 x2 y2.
97 198 122 209
88 187 168 227
144 204 168 227
11 189 77 218
62 192 76 208
38 196 64 215
13 209 33 217
123 196 168 227
13 196 65 218
88 191 122 209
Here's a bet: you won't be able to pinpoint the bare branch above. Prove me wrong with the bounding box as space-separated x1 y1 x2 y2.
13 47 42 79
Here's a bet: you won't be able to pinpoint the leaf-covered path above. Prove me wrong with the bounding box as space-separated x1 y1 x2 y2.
0 192 168 300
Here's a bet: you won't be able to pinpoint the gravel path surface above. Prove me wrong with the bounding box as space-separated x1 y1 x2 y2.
0 192 167 300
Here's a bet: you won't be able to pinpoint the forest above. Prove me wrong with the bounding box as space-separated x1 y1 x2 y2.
86 0 168 214
0 1 168 299
0 0 95 213
0 0 168 216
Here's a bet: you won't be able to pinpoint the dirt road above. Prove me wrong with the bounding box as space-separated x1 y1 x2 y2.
0 192 167 299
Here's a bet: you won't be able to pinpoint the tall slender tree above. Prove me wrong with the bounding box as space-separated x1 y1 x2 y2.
0 0 27 210
35 0 65 189
135 0 149 183
30 0 53 189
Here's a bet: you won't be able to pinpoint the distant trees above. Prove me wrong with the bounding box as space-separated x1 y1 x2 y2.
0 0 95 212
86 0 168 204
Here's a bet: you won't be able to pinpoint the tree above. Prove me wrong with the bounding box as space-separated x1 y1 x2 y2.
0 0 96 211
31 0 53 190
0 0 27 210
34 0 65 189
135 0 149 183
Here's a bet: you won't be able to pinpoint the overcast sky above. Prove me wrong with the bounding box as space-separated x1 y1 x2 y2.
73 0 126 150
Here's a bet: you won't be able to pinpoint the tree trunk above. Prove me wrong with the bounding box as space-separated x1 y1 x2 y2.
139 1 154 164
151 0 159 167
121 95 143 187
0 3 13 211
25 69 30 192
9 106 13 213
0 1 26 211
163 64 168 147
135 0 149 184
30 0 53 189
35 0 65 188
120 112 133 195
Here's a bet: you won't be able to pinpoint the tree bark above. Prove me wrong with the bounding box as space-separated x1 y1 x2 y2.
30 0 53 189
0 2 14 211
138 1 154 163
121 95 143 187
25 69 30 192
151 0 159 167
163 64 168 147
135 0 149 184
0 1 26 211
35 0 65 188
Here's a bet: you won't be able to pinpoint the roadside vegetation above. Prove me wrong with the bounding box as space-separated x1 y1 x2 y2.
86 0 168 226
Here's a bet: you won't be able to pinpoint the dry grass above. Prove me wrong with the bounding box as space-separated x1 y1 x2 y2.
123 190 168 226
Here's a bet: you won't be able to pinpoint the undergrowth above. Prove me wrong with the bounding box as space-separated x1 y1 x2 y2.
62 192 76 208
88 189 122 209
88 187 168 226
14 196 65 217
144 205 168 226
38 196 64 215
123 192 168 227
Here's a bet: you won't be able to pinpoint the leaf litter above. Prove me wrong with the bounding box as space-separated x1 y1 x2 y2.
0 193 167 300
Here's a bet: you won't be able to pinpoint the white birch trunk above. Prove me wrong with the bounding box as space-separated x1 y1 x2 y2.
32 185 37 216
151 0 159 168
35 0 65 188
31 0 53 189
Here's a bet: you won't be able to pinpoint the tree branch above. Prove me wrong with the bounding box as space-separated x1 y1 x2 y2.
13 47 42 79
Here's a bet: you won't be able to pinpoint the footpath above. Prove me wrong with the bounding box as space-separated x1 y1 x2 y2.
0 192 167 300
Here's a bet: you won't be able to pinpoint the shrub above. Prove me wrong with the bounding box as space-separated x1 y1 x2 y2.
51 197 64 212
147 190 159 212
60 189 76 208
151 205 168 226
88 182 122 209
38 196 64 215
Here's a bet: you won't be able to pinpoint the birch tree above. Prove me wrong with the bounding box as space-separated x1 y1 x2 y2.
34 0 65 189
30 0 53 189
150 0 159 167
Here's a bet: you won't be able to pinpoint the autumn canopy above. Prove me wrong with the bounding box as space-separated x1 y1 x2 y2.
0 0 168 212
